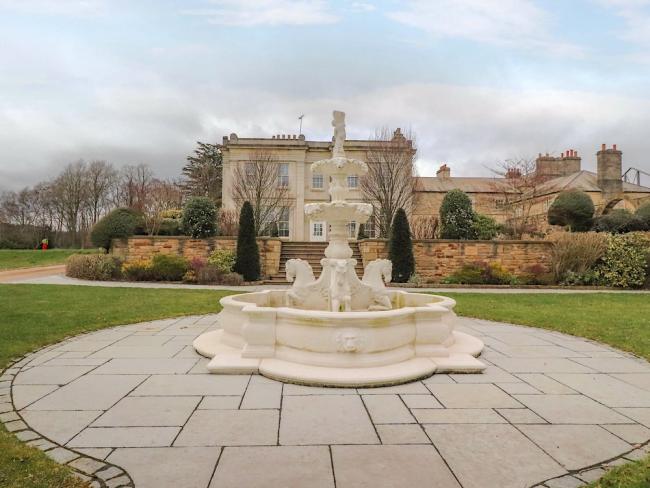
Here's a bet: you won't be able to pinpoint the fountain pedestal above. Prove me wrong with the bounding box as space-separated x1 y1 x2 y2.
193 111 485 386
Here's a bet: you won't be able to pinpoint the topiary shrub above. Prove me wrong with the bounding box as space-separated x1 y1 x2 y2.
181 197 217 238
149 254 189 281
595 233 648 288
592 209 643 234
234 201 260 281
65 254 122 280
439 189 477 239
548 190 595 232
90 208 143 250
389 208 415 283
550 232 608 282
208 249 236 273
442 261 517 285
471 214 498 240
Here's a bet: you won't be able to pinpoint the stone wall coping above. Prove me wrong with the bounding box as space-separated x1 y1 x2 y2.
360 238 552 245
116 236 282 242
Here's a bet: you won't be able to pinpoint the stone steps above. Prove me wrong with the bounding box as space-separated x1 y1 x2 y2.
268 241 364 283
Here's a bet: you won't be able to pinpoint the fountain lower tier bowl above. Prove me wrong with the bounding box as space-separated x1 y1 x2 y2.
193 290 485 387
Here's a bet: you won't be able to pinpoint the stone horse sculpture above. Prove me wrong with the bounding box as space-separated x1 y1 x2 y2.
362 259 393 310
285 259 316 308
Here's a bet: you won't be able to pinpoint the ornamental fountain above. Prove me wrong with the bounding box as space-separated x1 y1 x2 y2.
193 111 485 386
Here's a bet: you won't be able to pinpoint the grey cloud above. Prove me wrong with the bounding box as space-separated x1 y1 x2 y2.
2 80 650 191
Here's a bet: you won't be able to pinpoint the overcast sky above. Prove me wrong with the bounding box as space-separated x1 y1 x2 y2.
1 0 650 190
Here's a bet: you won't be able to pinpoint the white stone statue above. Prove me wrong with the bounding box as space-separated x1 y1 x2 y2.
285 259 315 307
362 259 393 310
332 110 346 158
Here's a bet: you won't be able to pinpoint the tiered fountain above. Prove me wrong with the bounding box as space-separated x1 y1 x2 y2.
194 111 485 386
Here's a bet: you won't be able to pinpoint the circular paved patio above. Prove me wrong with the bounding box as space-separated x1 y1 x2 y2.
4 315 650 488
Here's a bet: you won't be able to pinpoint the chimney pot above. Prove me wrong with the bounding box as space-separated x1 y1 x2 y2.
601 143 606 151
613 144 617 151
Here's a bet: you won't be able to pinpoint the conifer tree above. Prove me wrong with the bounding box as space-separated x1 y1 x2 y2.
234 201 260 281
389 208 415 282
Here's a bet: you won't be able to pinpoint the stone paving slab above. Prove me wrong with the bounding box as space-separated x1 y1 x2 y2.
518 425 632 470
4 315 650 488
108 447 221 488
211 446 334 488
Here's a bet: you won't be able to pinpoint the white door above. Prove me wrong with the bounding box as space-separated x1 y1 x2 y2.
310 221 326 242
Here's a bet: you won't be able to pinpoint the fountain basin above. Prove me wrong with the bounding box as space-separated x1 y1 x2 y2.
193 289 485 387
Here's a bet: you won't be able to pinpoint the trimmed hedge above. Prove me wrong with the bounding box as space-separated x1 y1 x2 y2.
548 190 594 231
91 208 143 250
593 209 644 234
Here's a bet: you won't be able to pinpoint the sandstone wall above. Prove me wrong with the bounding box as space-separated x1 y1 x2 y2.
111 237 282 278
359 239 552 282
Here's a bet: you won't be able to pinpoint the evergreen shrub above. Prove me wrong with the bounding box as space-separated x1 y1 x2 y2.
389 208 415 283
233 201 261 281
181 197 217 238
90 208 143 250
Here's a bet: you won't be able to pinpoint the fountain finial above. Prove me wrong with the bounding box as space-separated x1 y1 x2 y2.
332 110 346 158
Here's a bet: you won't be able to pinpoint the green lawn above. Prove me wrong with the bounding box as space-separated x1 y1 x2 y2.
0 286 649 487
0 249 99 271
442 293 650 361
0 284 233 488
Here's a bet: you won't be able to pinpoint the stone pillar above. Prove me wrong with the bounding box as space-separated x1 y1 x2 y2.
294 152 306 241
597 144 623 207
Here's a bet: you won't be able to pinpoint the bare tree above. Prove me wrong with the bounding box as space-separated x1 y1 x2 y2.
113 163 153 211
51 161 89 246
411 215 439 240
230 150 290 235
216 208 239 236
491 158 545 239
142 179 183 235
361 128 418 238
86 160 117 224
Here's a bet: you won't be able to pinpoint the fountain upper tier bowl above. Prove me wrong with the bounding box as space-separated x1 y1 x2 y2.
304 201 373 222
193 289 485 387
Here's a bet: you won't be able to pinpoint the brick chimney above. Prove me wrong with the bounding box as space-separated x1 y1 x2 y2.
535 149 581 181
597 144 623 202
436 164 451 179
506 168 522 179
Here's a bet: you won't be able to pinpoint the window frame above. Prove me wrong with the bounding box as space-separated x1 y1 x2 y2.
312 173 324 190
277 163 289 188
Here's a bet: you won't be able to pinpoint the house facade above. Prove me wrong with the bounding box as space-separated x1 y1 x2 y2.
220 130 650 241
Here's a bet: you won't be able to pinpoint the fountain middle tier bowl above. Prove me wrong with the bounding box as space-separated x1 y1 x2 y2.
193 289 485 387
304 201 373 223
310 156 368 175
